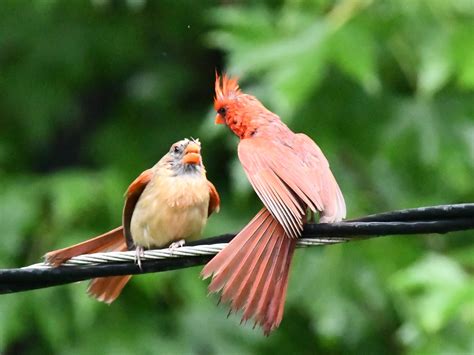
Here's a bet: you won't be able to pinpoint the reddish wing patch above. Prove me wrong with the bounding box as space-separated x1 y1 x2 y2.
238 137 326 238
123 169 153 249
207 180 221 216
295 133 346 222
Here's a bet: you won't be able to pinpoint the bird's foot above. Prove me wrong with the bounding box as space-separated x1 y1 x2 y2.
135 246 145 270
169 239 186 254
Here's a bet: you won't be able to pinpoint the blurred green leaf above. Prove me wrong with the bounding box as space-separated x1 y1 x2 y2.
0 0 473 354
329 23 380 94
391 253 474 350
417 31 452 98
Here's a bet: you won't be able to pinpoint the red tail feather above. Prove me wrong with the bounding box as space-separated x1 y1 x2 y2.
202 208 296 335
44 227 132 303
87 275 132 304
44 227 125 266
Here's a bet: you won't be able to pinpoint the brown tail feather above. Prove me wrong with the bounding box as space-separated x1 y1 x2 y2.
87 275 132 304
44 227 125 266
202 208 296 335
44 226 132 303
86 242 131 304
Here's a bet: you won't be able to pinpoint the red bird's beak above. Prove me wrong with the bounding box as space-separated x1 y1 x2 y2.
182 142 201 165
215 114 225 125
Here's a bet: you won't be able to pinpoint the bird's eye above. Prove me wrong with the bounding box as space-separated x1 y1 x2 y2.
217 107 226 116
173 145 180 153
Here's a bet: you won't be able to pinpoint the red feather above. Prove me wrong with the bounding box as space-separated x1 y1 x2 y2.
204 73 346 334
207 180 221 216
202 208 296 335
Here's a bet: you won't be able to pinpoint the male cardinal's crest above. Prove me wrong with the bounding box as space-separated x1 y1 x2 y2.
214 73 243 125
214 73 240 103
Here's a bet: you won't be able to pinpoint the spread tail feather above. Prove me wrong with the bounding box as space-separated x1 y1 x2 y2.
202 208 296 335
44 226 131 303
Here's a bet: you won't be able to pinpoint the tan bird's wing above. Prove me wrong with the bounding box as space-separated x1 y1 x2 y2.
123 169 153 249
238 136 329 238
207 180 221 216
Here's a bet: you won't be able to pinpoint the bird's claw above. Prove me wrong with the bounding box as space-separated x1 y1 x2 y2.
135 246 145 270
169 239 185 254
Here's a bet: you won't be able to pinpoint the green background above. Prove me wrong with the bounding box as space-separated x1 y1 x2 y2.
1 0 473 354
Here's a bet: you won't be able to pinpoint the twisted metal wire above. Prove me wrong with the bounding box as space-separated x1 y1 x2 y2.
24 237 349 269
1 203 473 295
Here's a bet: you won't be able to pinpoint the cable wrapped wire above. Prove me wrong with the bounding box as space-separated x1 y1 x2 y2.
1 203 473 294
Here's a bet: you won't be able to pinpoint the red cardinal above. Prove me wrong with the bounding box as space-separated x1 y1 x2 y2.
202 74 346 335
46 138 220 303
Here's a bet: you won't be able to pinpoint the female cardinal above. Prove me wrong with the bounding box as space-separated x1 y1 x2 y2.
202 75 346 335
45 138 220 303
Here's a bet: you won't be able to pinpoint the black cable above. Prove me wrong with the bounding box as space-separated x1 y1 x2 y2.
350 203 474 222
1 203 473 295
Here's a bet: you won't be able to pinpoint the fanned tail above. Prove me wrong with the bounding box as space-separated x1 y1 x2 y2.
44 227 131 304
201 208 296 335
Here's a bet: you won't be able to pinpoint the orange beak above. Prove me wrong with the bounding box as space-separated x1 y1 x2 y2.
182 142 201 165
215 114 225 125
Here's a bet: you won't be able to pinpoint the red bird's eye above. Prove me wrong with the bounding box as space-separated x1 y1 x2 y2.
217 107 226 116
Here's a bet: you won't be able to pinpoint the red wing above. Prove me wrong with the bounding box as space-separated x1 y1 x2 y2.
238 137 326 238
296 133 346 222
122 169 153 249
207 180 221 216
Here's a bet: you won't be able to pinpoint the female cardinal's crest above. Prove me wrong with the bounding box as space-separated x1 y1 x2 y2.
214 73 240 103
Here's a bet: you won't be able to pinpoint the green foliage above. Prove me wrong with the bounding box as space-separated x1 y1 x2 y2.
391 253 474 353
0 0 473 354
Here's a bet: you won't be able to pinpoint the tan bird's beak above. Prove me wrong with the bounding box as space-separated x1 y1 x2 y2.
182 142 201 165
215 114 225 125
